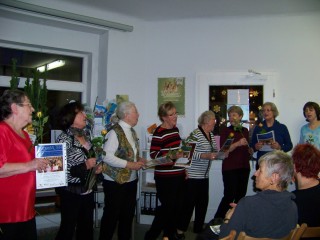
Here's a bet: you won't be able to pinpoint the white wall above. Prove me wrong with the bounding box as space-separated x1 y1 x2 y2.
138 14 320 147
1 2 320 149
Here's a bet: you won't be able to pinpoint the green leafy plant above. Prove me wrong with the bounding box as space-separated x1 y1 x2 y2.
10 58 49 145
258 123 267 134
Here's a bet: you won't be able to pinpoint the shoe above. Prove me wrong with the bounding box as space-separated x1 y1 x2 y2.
209 218 223 226
173 232 185 240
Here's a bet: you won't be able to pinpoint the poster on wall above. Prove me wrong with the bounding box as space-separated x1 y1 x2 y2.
158 77 185 116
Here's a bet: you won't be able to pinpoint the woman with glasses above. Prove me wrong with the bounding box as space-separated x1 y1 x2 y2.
144 101 185 240
0 89 48 240
251 102 293 169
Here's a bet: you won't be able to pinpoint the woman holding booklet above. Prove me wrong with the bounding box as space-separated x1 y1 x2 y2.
175 110 218 239
251 102 292 169
211 105 251 223
144 101 185 240
0 89 48 240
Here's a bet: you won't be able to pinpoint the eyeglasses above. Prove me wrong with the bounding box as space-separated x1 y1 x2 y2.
17 102 33 108
167 112 178 117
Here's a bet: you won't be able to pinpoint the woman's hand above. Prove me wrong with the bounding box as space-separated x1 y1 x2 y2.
85 158 97 169
203 152 217 160
224 202 237 222
271 141 281 150
175 151 184 159
138 157 147 164
255 141 264 150
33 158 49 172
126 161 145 170
95 163 103 174
238 137 248 146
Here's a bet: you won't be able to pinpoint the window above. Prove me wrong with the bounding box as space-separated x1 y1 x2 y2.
209 85 264 140
0 45 89 143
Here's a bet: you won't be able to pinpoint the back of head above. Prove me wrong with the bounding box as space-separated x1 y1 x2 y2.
292 143 320 179
115 101 135 122
59 101 84 131
259 150 294 190
0 89 27 121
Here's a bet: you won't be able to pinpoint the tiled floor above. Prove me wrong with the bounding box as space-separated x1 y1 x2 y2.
37 220 198 240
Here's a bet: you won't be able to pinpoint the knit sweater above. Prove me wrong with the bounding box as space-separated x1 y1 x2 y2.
150 126 185 177
219 190 298 239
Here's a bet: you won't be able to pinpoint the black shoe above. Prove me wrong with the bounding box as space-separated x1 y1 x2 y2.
208 218 223 226
174 232 185 240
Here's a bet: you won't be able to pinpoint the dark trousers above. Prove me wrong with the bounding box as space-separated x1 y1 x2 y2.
55 189 94 240
214 168 250 219
0 217 37 240
177 178 209 233
144 175 185 240
99 179 137 240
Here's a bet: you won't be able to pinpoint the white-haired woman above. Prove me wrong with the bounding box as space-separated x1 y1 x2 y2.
218 150 297 239
99 101 145 240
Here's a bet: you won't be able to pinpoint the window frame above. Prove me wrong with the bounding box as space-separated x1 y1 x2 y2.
0 41 90 104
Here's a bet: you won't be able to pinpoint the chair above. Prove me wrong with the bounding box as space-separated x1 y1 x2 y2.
300 225 320 239
220 230 237 240
237 224 305 240
291 223 308 240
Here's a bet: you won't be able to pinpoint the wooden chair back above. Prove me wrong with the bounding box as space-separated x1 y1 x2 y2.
237 224 306 240
291 223 308 240
220 230 237 240
300 225 320 238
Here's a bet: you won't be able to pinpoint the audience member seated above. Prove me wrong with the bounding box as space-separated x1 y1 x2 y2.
197 150 298 240
292 143 320 227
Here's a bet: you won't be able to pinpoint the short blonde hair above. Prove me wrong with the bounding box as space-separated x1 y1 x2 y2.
263 102 279 118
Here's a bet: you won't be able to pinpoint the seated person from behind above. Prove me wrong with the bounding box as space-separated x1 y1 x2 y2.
292 143 320 227
218 150 297 239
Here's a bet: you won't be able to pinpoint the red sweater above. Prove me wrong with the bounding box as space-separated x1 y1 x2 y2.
220 125 251 171
150 126 185 177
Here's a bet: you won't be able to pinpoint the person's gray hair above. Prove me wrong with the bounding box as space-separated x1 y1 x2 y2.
263 102 279 118
258 150 294 190
115 101 136 121
198 111 215 125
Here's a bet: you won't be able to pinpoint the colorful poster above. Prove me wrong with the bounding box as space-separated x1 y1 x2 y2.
158 77 185 116
35 143 67 189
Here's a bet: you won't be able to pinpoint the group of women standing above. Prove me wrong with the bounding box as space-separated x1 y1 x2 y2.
145 100 320 240
0 87 319 240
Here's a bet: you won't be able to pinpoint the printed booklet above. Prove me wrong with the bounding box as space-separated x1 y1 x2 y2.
35 143 67 189
256 130 275 152
142 156 173 169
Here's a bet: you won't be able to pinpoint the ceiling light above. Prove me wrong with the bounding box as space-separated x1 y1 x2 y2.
37 60 65 72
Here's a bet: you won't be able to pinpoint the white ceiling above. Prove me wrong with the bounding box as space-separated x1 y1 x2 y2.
61 0 320 21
